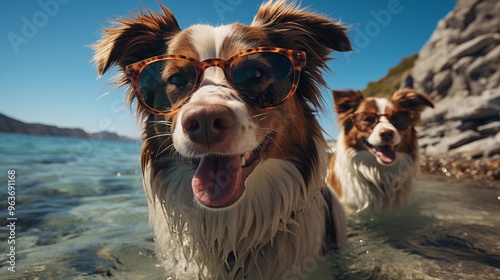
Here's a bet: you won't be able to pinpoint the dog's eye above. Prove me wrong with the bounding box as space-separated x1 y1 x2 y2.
246 68 265 81
363 116 376 123
168 74 188 86
357 114 376 123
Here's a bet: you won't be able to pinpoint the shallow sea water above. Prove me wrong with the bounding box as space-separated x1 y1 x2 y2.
0 134 499 279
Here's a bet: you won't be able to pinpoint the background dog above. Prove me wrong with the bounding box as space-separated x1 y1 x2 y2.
94 1 351 278
327 89 433 213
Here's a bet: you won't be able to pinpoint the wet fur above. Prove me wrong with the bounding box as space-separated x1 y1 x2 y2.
94 1 351 278
327 89 433 212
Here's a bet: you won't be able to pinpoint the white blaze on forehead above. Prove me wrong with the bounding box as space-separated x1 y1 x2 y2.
188 24 234 60
374 97 394 123
374 98 391 114
188 24 235 85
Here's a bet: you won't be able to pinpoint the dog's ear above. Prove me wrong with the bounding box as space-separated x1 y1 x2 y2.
332 90 364 115
392 88 434 112
332 90 363 135
252 1 352 53
252 1 352 108
93 5 181 80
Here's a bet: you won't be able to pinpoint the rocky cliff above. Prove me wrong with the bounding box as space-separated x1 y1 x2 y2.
411 0 500 159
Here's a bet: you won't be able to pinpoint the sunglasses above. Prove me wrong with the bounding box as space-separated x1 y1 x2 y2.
351 110 414 132
125 47 306 115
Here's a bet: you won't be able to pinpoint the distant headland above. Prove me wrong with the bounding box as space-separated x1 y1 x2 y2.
0 113 135 142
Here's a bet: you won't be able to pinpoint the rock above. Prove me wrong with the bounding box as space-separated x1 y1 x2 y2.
418 136 440 149
412 0 500 97
485 40 500 62
458 121 480 131
487 145 500 158
467 43 500 90
424 129 483 155
419 89 500 157
419 119 462 139
448 130 483 149
444 89 500 121
477 120 500 136
400 74 414 89
412 47 451 92
432 69 452 93
409 0 500 159
421 101 449 123
459 1 500 43
424 140 451 156
448 74 468 94
452 56 474 73
486 70 500 89
444 0 478 31
449 134 500 158
448 33 496 60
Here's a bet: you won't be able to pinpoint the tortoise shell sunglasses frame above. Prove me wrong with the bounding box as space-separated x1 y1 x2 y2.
350 110 416 132
125 47 307 115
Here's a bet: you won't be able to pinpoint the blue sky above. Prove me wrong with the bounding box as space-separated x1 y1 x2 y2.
0 0 455 140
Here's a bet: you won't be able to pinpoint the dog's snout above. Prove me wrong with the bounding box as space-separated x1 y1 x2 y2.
379 129 395 143
181 104 236 146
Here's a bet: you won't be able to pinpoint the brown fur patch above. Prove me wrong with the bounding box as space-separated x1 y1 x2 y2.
168 28 197 58
327 155 341 198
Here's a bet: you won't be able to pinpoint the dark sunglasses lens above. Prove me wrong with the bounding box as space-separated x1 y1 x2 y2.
390 111 412 130
138 59 197 112
354 112 378 132
230 52 294 107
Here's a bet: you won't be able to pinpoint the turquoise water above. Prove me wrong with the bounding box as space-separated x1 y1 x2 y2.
0 133 499 279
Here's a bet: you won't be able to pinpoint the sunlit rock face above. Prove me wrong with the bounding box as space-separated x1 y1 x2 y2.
411 0 500 158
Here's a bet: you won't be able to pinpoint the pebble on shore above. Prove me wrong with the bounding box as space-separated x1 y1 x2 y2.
420 155 500 181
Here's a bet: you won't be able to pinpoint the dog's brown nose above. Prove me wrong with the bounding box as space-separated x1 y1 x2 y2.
181 104 236 147
380 129 395 143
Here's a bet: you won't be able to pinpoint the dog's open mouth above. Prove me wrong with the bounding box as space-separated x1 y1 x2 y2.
362 137 397 165
191 135 273 208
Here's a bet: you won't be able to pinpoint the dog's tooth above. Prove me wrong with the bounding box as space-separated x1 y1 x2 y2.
241 151 252 166
244 151 252 159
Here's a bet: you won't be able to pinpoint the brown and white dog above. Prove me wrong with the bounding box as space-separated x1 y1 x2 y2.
327 89 433 213
93 1 352 278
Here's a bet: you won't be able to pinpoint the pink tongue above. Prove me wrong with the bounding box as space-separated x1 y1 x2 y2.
375 145 396 164
192 155 242 207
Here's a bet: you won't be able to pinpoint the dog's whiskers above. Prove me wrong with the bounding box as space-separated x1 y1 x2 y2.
252 113 270 122
264 128 286 158
144 133 172 142
148 120 172 125
156 142 175 159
